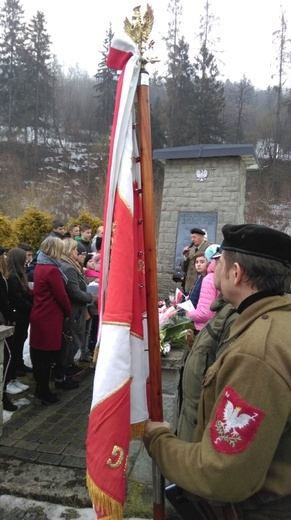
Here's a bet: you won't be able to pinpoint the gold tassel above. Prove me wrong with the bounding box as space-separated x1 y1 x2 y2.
87 472 123 520
131 420 146 439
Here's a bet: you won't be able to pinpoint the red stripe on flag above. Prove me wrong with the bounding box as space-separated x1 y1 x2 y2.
103 190 134 325
86 380 131 518
107 46 133 71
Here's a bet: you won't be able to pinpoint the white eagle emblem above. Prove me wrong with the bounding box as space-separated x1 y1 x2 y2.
222 400 257 436
196 169 208 182
211 386 264 453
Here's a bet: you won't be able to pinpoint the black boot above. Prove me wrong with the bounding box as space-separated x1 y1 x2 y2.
55 378 79 390
35 390 60 405
3 392 18 412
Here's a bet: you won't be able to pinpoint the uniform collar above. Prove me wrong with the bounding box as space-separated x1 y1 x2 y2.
237 291 279 314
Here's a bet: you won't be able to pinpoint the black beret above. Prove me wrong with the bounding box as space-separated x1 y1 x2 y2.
0 245 6 256
221 224 291 266
190 228 205 235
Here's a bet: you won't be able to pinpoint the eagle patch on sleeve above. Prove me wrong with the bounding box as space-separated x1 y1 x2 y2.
210 386 264 454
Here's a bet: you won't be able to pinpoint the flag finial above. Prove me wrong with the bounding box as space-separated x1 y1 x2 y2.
124 4 159 66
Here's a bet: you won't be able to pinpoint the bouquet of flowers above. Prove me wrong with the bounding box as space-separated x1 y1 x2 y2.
159 313 195 355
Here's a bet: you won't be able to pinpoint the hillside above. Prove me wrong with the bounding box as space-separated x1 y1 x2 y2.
0 140 290 234
245 161 291 234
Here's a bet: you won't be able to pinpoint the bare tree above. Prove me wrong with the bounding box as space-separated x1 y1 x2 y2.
272 9 291 166
224 76 255 143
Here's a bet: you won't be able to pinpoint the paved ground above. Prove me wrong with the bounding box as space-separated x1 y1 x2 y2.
1 367 90 472
0 363 179 519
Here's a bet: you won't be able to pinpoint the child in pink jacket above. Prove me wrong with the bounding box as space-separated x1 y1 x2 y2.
187 259 219 331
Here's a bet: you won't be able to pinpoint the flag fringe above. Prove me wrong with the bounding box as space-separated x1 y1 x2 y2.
131 420 146 439
87 471 123 520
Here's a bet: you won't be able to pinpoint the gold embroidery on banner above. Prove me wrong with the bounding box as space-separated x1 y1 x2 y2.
131 330 144 340
131 420 147 439
106 445 124 469
138 258 145 274
103 320 131 327
110 221 117 251
117 186 133 216
91 377 131 409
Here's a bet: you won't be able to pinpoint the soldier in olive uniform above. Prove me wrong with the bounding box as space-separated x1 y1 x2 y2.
144 223 291 519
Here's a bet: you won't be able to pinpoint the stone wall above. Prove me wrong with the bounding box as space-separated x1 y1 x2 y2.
156 156 247 298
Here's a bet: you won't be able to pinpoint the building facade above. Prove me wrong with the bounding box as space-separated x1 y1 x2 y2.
153 144 259 298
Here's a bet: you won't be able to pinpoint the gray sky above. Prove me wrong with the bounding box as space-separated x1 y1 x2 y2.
11 0 291 88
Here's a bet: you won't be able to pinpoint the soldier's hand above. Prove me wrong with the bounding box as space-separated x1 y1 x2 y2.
143 419 171 441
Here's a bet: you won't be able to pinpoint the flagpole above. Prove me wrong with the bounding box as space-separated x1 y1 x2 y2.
123 6 165 518
137 67 165 520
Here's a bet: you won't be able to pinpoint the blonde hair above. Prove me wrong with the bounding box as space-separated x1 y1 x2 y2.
62 238 77 256
40 236 64 259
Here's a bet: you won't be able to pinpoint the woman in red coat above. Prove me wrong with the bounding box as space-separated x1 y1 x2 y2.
30 237 71 404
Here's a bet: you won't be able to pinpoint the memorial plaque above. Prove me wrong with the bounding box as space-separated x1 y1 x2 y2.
174 211 218 269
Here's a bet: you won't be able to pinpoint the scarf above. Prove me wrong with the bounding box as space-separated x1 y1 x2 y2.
61 254 84 275
37 251 68 283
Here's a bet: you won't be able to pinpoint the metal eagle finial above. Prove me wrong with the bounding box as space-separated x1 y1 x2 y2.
124 4 158 65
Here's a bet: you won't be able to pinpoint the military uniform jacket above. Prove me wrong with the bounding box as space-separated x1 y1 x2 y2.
177 295 237 441
145 294 291 505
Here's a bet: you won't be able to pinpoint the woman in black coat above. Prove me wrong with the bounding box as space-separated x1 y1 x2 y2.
0 245 18 411
7 248 33 382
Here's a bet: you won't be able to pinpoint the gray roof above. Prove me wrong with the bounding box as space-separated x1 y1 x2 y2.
153 144 260 170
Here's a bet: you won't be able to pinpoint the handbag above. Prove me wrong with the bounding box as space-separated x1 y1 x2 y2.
58 321 73 366
172 265 186 284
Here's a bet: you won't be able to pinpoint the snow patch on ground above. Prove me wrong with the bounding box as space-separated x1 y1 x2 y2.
0 495 149 520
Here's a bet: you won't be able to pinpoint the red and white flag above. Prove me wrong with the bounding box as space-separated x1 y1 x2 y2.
86 35 149 520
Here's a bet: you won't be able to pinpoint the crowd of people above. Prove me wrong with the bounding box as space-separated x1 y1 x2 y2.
145 223 291 519
2 216 291 517
0 219 103 411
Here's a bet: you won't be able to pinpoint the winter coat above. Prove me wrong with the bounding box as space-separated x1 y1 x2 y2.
0 273 15 324
188 262 219 330
60 260 93 350
7 273 33 322
177 294 238 441
188 275 203 308
145 294 291 512
75 237 92 254
84 269 99 317
30 264 71 351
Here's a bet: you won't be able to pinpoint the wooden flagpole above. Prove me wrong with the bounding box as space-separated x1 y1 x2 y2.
124 6 165 520
137 70 165 520
137 69 163 423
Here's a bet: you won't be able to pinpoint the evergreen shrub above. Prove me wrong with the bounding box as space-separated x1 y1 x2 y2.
0 212 17 249
13 207 52 251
